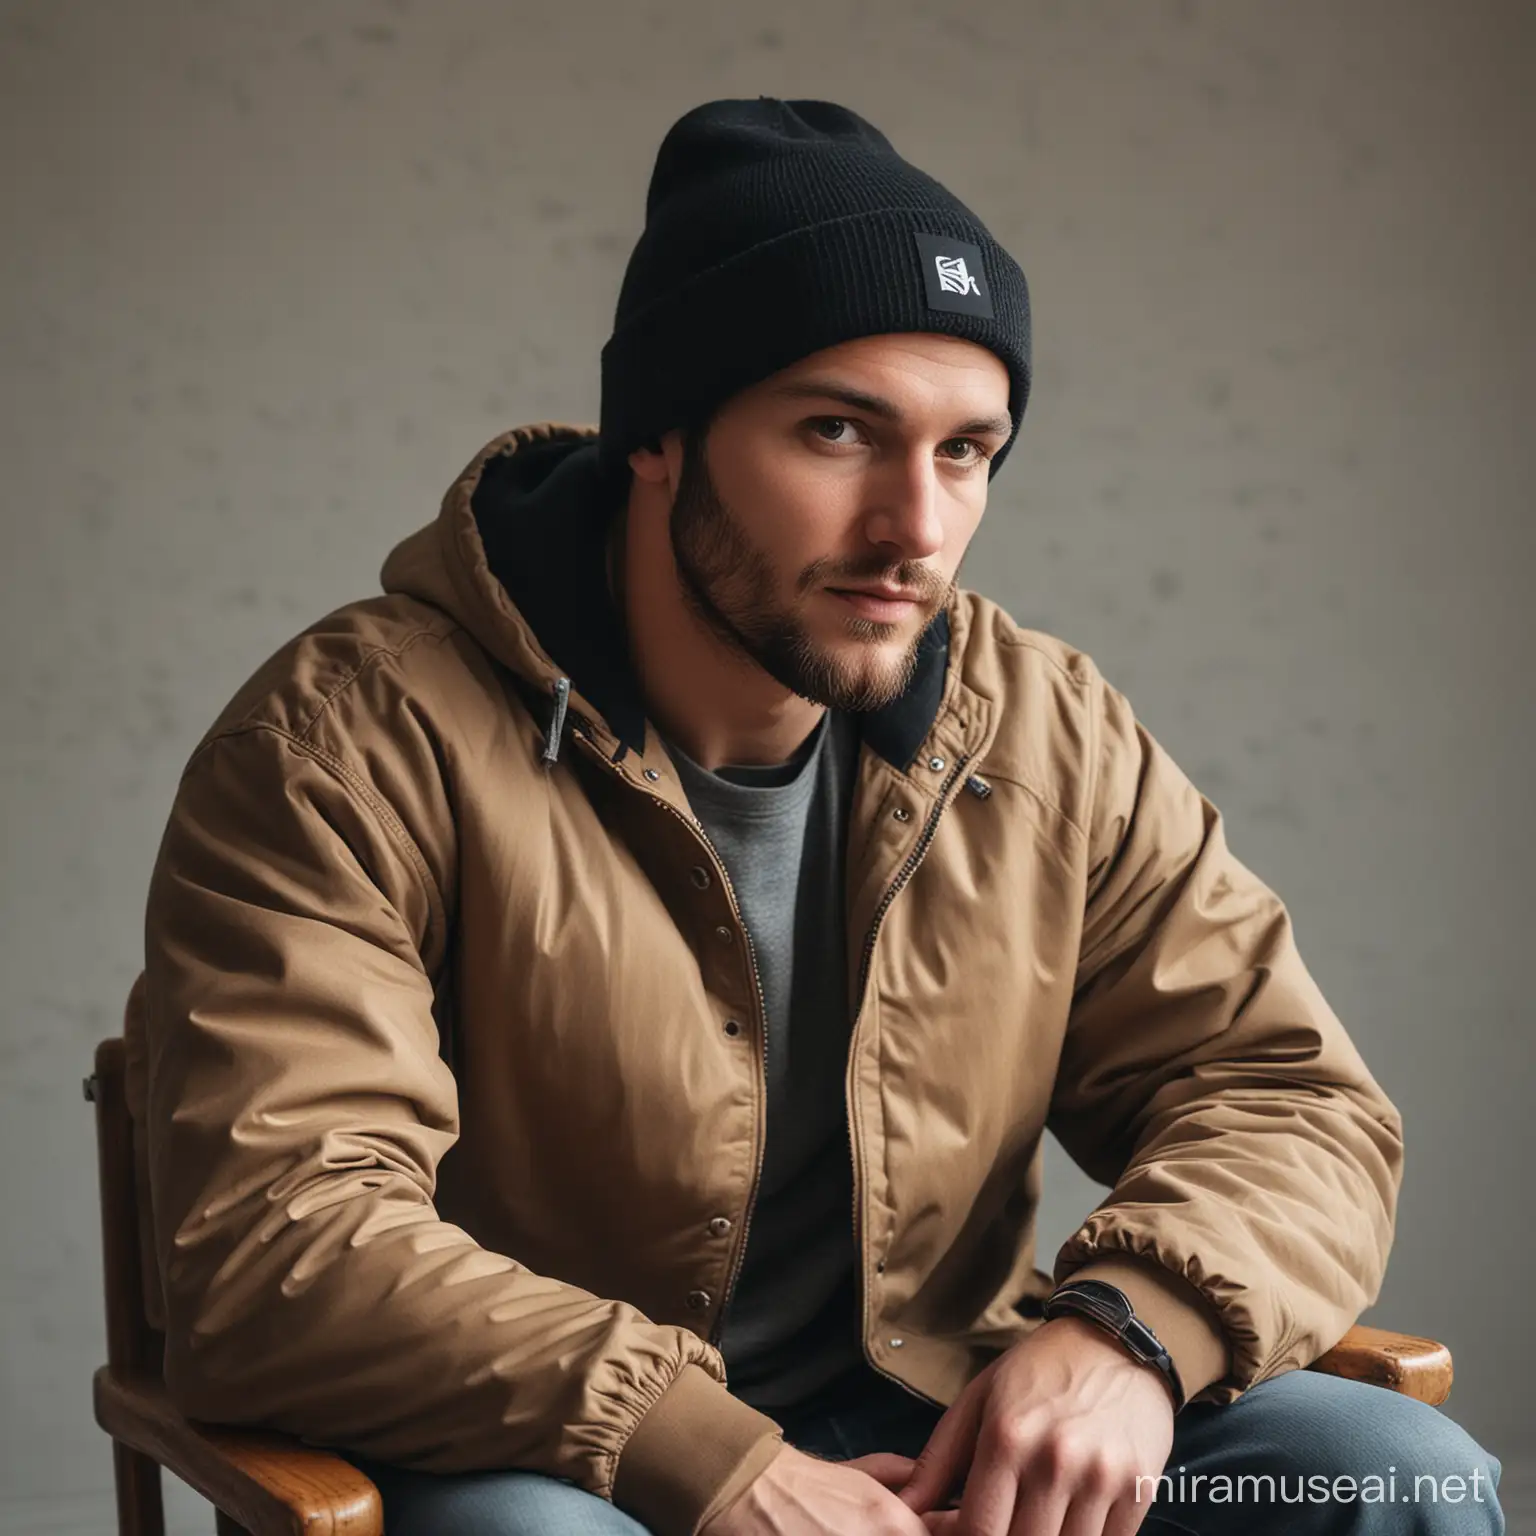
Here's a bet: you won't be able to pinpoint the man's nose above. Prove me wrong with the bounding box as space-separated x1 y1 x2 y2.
861 457 947 561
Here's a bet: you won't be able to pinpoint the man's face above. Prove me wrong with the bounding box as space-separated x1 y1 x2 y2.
663 332 1012 713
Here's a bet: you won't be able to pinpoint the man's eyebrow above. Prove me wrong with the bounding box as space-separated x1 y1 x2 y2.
767 378 1012 439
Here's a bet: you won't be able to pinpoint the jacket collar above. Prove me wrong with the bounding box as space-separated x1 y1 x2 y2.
470 435 951 772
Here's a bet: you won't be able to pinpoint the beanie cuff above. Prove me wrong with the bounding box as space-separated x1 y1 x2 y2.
598 205 1030 483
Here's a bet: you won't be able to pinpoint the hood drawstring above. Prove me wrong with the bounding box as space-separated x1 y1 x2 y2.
540 677 571 767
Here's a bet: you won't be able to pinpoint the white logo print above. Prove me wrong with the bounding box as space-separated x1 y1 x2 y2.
935 254 980 296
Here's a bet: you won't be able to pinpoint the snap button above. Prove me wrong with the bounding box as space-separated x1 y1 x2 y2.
686 1289 712 1311
876 1259 886 1274
723 1019 742 1037
715 924 733 943
928 755 945 771
643 767 660 782
708 1216 733 1237
889 1337 905 1349
689 865 711 889
892 807 911 822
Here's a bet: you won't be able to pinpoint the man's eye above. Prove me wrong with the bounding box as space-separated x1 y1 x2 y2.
810 419 990 465
942 438 991 465
812 417 860 444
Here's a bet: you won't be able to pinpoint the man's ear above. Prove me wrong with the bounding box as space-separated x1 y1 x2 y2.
628 430 684 486
627 438 665 482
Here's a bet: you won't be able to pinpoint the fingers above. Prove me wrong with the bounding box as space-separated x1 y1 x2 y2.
1056 1490 1153 1536
898 1380 986 1514
1003 1432 1152 1536
1055 1491 1117 1536
964 1415 1084 1536
998 1473 1070 1536
843 1451 919 1491
1102 1493 1153 1536
952 1437 1026 1536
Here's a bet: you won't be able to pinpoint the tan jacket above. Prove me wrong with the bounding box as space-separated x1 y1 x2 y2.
132 422 1404 1535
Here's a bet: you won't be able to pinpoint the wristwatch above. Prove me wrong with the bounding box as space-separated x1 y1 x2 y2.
1042 1279 1186 1412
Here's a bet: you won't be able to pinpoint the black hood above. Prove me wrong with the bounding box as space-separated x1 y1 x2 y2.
470 432 950 771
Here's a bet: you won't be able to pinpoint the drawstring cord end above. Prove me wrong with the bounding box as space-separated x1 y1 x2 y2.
541 677 571 767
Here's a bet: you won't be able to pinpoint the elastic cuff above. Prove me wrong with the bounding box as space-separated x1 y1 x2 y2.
1057 1257 1232 1406
612 1363 785 1536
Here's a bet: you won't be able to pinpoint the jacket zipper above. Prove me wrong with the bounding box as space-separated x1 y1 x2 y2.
572 727 771 1347
848 750 975 1405
570 714 975 1392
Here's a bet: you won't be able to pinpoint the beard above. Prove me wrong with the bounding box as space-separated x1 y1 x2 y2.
668 428 954 713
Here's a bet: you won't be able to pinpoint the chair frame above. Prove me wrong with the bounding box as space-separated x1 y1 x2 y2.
87 1036 383 1536
85 1030 1453 1535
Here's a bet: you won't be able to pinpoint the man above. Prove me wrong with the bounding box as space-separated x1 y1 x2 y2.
135 97 1502 1534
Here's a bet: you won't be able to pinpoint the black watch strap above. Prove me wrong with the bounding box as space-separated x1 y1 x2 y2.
1042 1279 1187 1412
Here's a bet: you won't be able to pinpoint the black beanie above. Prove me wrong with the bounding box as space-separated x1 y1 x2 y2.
598 97 1031 487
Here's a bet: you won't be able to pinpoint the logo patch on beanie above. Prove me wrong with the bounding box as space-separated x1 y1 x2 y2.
913 231 994 319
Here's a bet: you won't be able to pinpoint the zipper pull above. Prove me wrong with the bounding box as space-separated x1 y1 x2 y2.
964 772 993 799
540 676 571 767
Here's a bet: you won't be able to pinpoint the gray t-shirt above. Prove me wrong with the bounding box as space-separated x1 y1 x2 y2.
663 708 864 1410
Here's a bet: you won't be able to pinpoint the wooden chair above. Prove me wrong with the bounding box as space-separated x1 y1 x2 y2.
84 1024 1455 1536
86 1033 382 1536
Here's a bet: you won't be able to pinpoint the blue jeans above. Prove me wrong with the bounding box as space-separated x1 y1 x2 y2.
342 1363 1504 1533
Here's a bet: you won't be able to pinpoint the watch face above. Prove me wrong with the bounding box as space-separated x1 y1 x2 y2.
1075 1281 1133 1328
1049 1282 1184 1411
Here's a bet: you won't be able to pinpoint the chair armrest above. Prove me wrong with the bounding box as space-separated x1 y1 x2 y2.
1306 1324 1453 1406
94 1367 382 1536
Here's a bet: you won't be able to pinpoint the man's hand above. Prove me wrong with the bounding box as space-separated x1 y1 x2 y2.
897 1317 1175 1535
702 1443 929 1535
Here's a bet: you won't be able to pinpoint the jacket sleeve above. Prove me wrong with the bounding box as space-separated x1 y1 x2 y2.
1046 660 1405 1408
142 722 781 1533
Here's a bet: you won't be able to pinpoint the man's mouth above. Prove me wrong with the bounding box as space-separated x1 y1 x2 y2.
825 585 925 622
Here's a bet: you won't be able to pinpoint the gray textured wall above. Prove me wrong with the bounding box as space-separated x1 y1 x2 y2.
2 1 1531 1528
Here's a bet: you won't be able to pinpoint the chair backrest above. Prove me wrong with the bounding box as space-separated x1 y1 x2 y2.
86 1026 165 1378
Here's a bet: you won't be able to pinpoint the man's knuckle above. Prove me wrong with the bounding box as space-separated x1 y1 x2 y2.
1116 1450 1154 1487
1080 1446 1122 1491
1039 1427 1089 1477
988 1413 1034 1459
